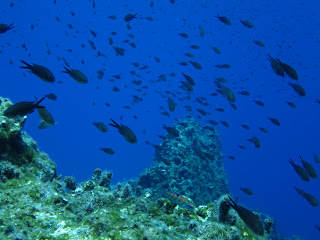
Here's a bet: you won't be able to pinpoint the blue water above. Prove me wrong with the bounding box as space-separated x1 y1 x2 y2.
1 0 319 239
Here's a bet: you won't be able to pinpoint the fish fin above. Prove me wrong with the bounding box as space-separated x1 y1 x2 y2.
109 119 120 128
20 60 32 69
62 66 70 73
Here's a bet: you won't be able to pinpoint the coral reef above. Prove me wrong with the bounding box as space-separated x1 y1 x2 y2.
0 97 302 239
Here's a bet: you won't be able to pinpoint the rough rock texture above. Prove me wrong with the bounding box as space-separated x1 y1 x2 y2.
0 97 302 240
132 116 229 205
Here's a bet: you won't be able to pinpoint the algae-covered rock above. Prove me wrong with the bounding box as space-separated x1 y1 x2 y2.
0 96 301 240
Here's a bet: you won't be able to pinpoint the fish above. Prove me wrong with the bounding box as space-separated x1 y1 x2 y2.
294 186 318 207
228 196 264 235
62 67 88 84
4 97 46 118
253 100 264 107
181 73 195 85
179 33 188 38
45 93 57 101
300 155 317 178
268 117 280 126
315 225 320 232
240 187 253 195
276 59 298 80
109 119 137 143
253 40 265 47
189 61 202 69
289 159 310 182
268 55 284 77
167 97 176 112
247 136 260 148
20 60 55 83
164 191 194 211
37 107 56 129
314 153 320 164
100 148 115 155
0 23 14 33
288 82 305 96
216 14 231 25
163 125 179 137
124 13 137 22
113 46 125 56
240 19 253 28
92 122 108 133
240 124 250 130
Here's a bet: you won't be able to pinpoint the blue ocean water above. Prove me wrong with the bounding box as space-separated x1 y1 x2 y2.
1 0 319 239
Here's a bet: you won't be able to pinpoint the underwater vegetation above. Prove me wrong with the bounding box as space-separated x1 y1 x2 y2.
0 98 304 239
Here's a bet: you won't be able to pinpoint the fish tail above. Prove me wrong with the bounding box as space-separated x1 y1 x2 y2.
62 66 70 73
20 60 32 69
109 119 120 128
36 96 46 106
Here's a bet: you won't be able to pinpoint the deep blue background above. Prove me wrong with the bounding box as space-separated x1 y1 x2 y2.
1 0 319 239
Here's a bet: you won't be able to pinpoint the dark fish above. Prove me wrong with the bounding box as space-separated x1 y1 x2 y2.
268 117 280 126
180 81 193 91
268 55 284 77
247 136 260 148
228 196 264 235
211 46 221 54
37 107 56 129
220 86 235 102
276 59 298 80
315 225 320 231
190 45 200 49
20 60 55 83
253 100 264 106
189 61 202 69
109 119 137 143
100 148 115 155
0 23 14 33
163 125 179 137
62 67 88 84
300 155 317 178
294 186 318 207
216 14 231 25
167 97 175 112
220 121 229 127
289 159 310 182
4 97 46 118
253 40 265 47
92 122 108 133
113 46 125 56
238 90 250 96
314 153 320 164
286 101 296 108
181 73 195 85
240 124 250 130
179 32 189 38
259 127 268 133
288 82 305 96
240 187 253 195
124 13 137 22
240 19 253 28
215 64 231 69
46 93 57 101
208 120 218 126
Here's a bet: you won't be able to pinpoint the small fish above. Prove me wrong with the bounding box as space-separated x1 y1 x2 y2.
100 148 115 155
276 59 298 80
268 117 280 126
294 186 318 207
92 122 108 133
62 67 88 84
253 100 264 107
179 32 188 38
268 55 284 77
300 155 317 178
253 40 265 47
45 93 57 101
37 107 56 129
315 225 320 232
20 60 55 83
289 159 310 182
189 61 202 69
228 196 264 235
248 136 260 148
288 82 305 96
240 187 253 195
163 125 179 137
314 153 320 164
109 119 137 143
167 97 176 112
164 191 194 211
4 97 46 118
113 46 125 56
216 14 231 25
124 13 137 22
240 19 253 28
240 124 250 130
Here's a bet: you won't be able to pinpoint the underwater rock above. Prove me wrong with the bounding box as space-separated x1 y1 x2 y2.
64 176 77 190
132 117 228 205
